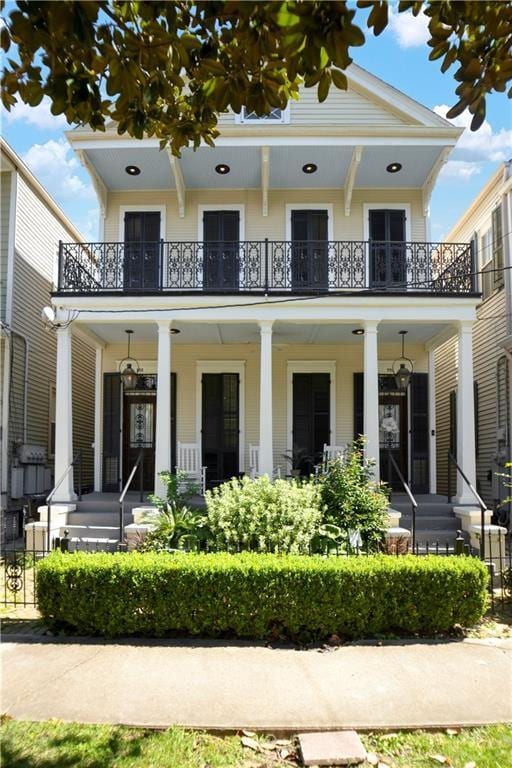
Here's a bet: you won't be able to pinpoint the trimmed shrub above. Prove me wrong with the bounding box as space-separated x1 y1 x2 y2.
205 475 323 553
36 551 489 639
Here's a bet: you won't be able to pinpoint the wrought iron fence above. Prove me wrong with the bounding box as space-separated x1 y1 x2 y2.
57 239 474 295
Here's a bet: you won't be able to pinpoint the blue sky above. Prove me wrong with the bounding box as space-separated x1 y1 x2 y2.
1 5 510 241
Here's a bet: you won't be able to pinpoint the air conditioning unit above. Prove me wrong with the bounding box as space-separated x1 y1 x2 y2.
11 467 24 499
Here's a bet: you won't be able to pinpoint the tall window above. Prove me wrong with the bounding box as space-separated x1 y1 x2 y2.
48 384 56 457
491 205 504 288
237 106 290 123
497 356 510 448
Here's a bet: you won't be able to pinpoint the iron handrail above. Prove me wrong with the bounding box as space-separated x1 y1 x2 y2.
386 450 418 552
447 452 487 559
118 449 144 549
45 450 82 552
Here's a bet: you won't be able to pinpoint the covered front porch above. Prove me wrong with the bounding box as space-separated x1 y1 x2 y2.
51 296 479 506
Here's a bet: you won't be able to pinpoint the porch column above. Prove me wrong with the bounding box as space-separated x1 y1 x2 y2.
455 320 477 504
363 321 380 481
154 321 172 497
93 346 103 492
428 347 437 494
259 320 273 476
53 325 76 501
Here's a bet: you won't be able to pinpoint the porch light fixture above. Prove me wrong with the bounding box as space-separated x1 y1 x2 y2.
125 165 141 176
392 330 414 391
215 164 230 174
386 162 402 174
302 163 317 174
119 330 140 390
352 328 365 336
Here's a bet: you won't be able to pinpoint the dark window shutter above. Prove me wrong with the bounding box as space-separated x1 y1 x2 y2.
354 372 364 440
103 373 121 492
410 373 429 493
222 211 240 242
203 211 221 241
291 210 309 241
492 205 504 286
474 380 479 457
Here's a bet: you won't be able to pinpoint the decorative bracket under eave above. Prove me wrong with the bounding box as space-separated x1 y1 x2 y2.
422 147 451 217
261 146 270 217
167 151 186 218
76 149 107 218
344 145 363 217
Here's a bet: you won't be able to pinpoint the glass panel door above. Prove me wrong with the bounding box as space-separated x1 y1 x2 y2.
291 210 328 290
124 212 160 290
369 209 406 288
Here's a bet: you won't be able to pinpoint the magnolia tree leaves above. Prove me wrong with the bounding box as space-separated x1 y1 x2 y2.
1 0 511 153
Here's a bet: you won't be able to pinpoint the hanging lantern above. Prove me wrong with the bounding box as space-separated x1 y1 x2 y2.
392 331 414 391
119 330 140 390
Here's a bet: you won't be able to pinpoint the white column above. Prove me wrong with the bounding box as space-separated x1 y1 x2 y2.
154 321 172 496
93 347 103 492
455 320 477 504
363 321 380 481
428 347 437 494
259 321 273 476
53 325 76 501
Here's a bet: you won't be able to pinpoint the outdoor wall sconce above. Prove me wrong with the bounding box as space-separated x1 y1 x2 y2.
392 330 414 390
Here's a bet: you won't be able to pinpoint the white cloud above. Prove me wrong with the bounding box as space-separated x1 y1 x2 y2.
388 6 430 48
3 96 67 131
75 206 100 242
438 160 484 181
22 138 94 200
434 104 512 163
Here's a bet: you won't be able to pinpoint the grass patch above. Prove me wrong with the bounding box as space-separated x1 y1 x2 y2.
1 720 511 768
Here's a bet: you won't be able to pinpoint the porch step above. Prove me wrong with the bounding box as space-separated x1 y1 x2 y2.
412 529 467 548
400 515 460 531
67 537 120 553
59 524 121 540
66 511 135 527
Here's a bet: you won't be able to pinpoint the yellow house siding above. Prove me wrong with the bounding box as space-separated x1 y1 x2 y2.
217 84 411 127
103 340 428 472
105 188 426 243
435 336 457 496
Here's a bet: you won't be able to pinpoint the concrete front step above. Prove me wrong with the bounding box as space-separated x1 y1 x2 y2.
66 511 136 527
412 530 467 547
67 537 120 552
60 524 121 540
400 516 460 531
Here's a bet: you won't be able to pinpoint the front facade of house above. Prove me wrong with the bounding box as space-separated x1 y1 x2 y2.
0 139 96 537
435 161 512 513
51 65 479 504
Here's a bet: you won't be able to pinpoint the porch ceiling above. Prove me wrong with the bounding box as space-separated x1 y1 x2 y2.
84 143 445 191
79 320 452 347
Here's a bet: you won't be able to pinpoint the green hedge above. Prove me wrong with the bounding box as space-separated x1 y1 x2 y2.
36 551 489 639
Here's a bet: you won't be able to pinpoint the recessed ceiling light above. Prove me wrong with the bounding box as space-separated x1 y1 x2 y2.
302 163 317 174
386 162 402 174
215 164 230 174
125 165 141 176
352 328 365 336
170 328 181 335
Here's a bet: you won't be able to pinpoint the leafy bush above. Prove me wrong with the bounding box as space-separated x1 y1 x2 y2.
138 505 209 552
36 551 489 639
320 441 389 550
205 475 323 553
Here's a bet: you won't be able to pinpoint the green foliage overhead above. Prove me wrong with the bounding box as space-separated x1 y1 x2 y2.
1 1 510 154
36 550 489 639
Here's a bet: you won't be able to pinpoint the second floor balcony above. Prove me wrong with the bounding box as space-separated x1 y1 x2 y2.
57 239 475 297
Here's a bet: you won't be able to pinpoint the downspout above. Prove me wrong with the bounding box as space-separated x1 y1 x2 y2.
9 329 29 443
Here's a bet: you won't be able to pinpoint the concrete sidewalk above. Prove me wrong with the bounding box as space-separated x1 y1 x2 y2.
2 636 511 731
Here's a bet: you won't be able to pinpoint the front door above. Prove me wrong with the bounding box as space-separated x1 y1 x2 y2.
369 209 406 288
379 377 408 490
291 210 328 290
202 373 239 487
292 373 330 475
123 394 156 490
124 211 160 290
203 211 240 291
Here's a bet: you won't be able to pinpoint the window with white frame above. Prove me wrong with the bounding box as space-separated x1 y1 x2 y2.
236 105 290 124
480 228 492 266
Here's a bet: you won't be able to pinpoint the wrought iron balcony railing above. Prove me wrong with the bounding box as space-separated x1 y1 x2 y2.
57 239 475 295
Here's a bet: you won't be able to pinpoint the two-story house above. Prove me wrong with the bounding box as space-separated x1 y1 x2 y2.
435 160 512 520
50 65 479 514
0 138 96 543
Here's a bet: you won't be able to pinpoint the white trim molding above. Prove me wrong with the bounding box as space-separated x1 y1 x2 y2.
118 204 167 241
286 360 336 457
285 203 334 242
344 146 363 217
195 360 246 474
167 151 186 218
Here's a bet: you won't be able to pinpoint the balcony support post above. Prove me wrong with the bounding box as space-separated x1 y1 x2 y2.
154 321 172 497
363 321 380 482
454 320 477 505
259 321 274 476
53 325 76 502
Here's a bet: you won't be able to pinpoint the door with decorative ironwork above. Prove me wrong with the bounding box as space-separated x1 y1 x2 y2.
124 211 160 291
202 373 239 487
123 393 156 489
203 211 240 291
379 377 408 490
